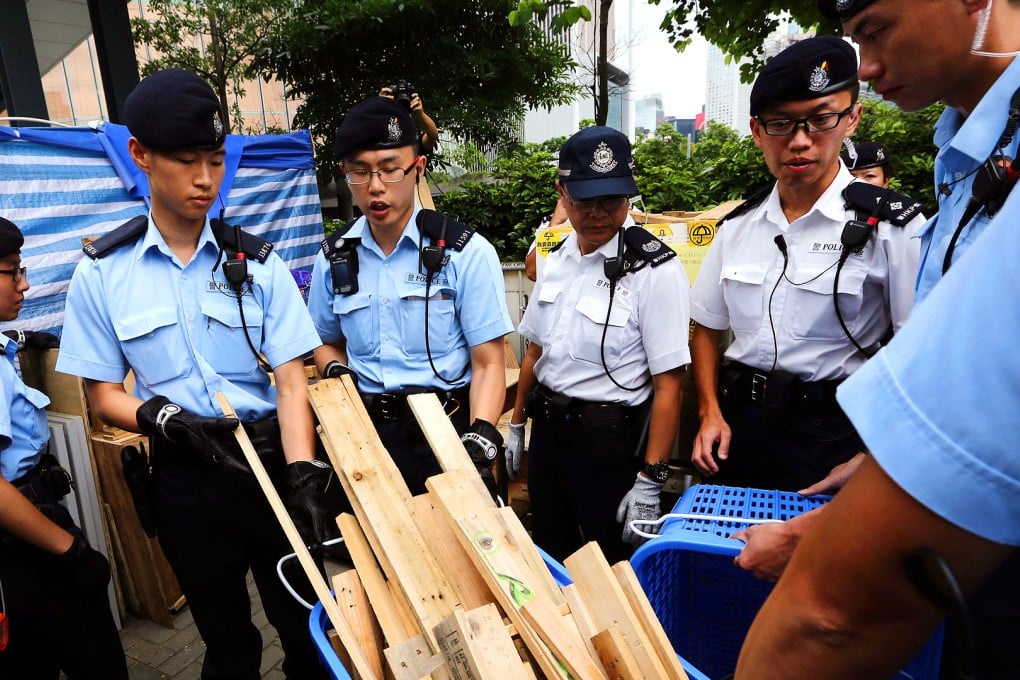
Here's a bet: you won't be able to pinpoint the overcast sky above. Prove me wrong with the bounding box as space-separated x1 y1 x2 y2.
624 2 708 120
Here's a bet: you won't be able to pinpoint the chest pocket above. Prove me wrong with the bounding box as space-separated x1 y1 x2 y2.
789 264 867 341
399 281 457 355
23 387 51 457
334 293 377 357
569 290 634 366
720 264 769 333
114 307 192 387
200 295 265 378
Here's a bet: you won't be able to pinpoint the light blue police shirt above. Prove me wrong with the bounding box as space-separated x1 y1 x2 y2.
915 55 1020 301
838 182 1020 545
0 336 51 481
307 207 513 394
56 216 321 423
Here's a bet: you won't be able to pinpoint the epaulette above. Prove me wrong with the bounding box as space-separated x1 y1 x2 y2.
417 209 475 251
547 237 568 254
210 219 274 262
321 219 359 259
622 226 676 269
843 182 925 226
82 215 148 259
716 182 775 227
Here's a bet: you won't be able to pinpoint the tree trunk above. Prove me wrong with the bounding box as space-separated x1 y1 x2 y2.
595 0 612 126
207 6 231 134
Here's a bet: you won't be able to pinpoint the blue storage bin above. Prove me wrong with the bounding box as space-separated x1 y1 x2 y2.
631 484 944 680
310 547 711 679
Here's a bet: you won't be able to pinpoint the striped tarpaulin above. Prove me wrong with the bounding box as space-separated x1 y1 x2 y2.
0 124 323 335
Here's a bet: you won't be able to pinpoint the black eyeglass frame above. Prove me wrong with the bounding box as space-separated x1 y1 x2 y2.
344 160 419 186
756 105 856 136
0 267 27 283
564 195 632 213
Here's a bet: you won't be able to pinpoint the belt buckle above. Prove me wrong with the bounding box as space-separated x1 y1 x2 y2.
750 373 767 404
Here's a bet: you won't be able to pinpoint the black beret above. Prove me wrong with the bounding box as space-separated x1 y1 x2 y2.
0 217 24 259
841 140 892 171
818 0 878 21
557 126 638 200
750 36 859 116
333 96 418 161
123 69 226 152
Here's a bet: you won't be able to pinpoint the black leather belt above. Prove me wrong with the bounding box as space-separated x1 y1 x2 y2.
720 363 842 405
526 383 640 423
361 386 469 422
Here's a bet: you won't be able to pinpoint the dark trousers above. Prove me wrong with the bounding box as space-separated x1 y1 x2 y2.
369 390 471 495
153 440 327 680
713 367 863 491
527 390 647 565
0 484 127 680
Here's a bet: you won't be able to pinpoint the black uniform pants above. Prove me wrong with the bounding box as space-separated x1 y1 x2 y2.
713 365 863 492
0 476 127 680
526 386 648 565
153 436 327 680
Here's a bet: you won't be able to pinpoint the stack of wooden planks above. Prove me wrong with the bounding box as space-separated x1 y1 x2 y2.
221 377 686 680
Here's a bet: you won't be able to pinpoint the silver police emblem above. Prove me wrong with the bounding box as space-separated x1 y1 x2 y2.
642 240 662 253
808 62 831 92
590 141 618 174
876 148 886 161
212 111 224 137
386 117 402 142
836 0 853 10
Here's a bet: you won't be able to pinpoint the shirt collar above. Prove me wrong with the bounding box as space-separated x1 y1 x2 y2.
137 215 218 260
763 167 854 227
1 335 16 358
349 206 423 254
565 215 636 262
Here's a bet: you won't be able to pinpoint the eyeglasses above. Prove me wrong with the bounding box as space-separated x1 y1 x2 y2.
0 267 26 283
345 160 418 185
565 196 631 213
757 105 856 136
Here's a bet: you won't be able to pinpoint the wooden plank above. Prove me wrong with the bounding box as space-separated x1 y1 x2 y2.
383 634 444 680
611 561 689 680
309 379 459 636
560 583 600 661
427 470 607 680
333 570 386 680
563 543 669 680
496 506 564 609
405 393 480 477
337 513 417 646
591 627 642 680
434 604 531 680
215 393 379 680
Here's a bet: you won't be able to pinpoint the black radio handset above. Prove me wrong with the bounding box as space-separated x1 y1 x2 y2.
222 221 249 294
421 214 448 277
603 227 626 282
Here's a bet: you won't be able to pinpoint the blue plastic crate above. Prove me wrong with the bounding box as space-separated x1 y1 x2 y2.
631 484 944 680
310 548 711 679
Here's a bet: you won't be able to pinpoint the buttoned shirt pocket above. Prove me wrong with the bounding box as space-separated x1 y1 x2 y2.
720 264 769 333
23 388 51 463
569 291 633 366
789 264 867 340
334 293 377 357
113 307 191 387
200 295 265 378
399 284 457 355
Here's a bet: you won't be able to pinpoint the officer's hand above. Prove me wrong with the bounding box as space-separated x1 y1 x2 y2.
136 396 246 473
462 419 502 501
691 412 731 476
798 451 866 496
731 522 799 583
56 535 111 595
323 360 359 390
3 329 60 351
506 422 526 481
616 473 663 546
283 460 341 552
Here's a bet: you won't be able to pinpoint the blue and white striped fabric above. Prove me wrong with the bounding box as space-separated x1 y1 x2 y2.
0 124 323 336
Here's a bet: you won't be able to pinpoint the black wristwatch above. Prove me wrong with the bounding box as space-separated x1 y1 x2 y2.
642 461 671 484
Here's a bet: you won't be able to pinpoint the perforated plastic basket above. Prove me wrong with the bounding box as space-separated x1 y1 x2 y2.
630 484 944 680
310 547 711 679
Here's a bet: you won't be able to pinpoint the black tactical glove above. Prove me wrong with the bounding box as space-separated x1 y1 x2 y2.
136 396 246 473
323 360 358 390
3 329 60 351
283 460 342 552
461 419 502 501
56 535 111 595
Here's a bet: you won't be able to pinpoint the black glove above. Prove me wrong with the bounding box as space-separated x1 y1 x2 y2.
136 396 246 473
462 419 502 500
56 535 110 595
3 329 60 351
323 360 358 390
283 460 342 551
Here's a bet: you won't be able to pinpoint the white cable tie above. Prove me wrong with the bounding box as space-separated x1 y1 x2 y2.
275 536 347 610
628 512 785 540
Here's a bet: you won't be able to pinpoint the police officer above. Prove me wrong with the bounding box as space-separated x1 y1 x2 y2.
841 139 893 187
307 96 513 498
689 37 924 492
56 70 330 680
507 127 691 564
0 217 128 679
